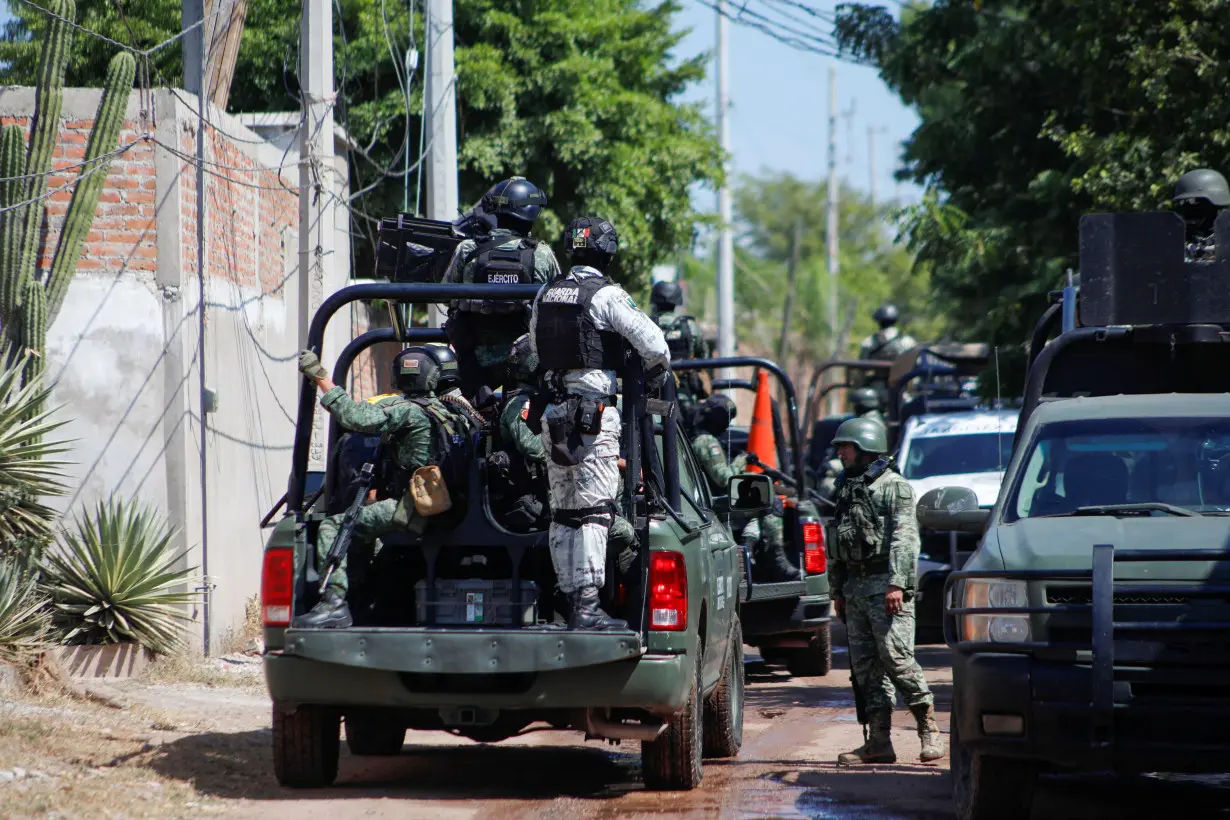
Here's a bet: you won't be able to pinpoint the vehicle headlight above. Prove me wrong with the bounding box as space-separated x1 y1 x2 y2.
960 579 1031 643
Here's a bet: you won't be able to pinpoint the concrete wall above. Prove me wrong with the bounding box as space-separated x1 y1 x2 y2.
0 87 352 652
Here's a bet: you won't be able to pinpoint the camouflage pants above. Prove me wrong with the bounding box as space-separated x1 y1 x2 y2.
315 497 424 597
540 403 621 594
845 574 934 713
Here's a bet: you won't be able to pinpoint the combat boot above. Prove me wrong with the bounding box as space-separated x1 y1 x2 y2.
910 703 947 762
290 589 353 629
837 711 896 765
754 542 799 583
568 586 629 631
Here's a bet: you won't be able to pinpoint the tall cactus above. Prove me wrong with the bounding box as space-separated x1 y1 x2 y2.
19 279 47 390
0 0 134 421
45 52 136 324
0 125 26 325
13 0 74 316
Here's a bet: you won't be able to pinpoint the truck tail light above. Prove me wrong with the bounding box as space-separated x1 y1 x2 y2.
802 521 826 575
261 548 294 626
649 551 688 631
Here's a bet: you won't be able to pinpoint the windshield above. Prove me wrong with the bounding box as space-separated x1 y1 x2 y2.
903 432 1015 480
1006 416 1230 521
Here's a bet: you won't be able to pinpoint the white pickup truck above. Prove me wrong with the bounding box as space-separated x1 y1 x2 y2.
897 409 1019 641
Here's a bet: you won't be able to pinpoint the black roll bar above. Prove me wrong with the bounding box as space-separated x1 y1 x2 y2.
290 282 543 512
1028 301 1063 371
803 358 893 429
674 357 806 499
1017 326 1130 437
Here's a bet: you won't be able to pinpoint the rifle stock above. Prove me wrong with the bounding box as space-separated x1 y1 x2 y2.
840 608 870 738
319 462 376 594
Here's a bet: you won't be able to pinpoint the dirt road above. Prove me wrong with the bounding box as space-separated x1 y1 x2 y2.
5 633 1230 819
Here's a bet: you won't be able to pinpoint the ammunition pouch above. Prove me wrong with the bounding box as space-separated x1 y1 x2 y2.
547 396 606 466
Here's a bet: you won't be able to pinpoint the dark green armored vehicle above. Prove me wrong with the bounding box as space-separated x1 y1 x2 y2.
259 280 754 791
919 211 1230 820
673 358 833 677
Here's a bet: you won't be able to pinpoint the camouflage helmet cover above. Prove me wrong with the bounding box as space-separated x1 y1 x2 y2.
831 417 888 454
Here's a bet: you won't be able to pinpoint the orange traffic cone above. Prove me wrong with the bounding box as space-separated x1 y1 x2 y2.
745 369 778 473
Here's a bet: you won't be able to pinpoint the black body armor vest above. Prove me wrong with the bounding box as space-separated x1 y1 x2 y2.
534 276 626 373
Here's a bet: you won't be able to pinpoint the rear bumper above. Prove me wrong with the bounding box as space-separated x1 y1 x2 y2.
954 652 1230 773
743 594 831 642
264 650 690 715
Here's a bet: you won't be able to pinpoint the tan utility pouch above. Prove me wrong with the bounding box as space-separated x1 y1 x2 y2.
411 466 452 516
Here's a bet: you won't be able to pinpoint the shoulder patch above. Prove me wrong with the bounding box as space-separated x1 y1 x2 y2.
520 404 530 420
706 443 723 457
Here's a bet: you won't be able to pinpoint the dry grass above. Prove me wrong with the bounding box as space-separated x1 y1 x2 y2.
141 649 264 691
0 693 232 819
216 594 262 656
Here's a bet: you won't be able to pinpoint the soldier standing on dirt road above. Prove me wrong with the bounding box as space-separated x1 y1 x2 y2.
828 417 946 765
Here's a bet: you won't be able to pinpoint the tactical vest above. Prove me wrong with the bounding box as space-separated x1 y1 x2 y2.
534 276 626 373
457 237 537 314
658 313 698 361
370 396 475 502
831 468 896 564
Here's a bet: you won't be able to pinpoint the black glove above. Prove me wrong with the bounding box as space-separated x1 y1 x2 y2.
646 364 669 390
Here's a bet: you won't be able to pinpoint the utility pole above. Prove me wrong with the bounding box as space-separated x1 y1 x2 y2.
715 0 735 360
183 0 214 656
825 66 839 352
841 100 856 178
300 0 336 471
778 217 802 363
868 124 888 205
425 0 458 327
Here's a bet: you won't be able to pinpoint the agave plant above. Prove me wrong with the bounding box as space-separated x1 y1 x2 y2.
0 558 51 666
0 347 71 568
44 497 198 655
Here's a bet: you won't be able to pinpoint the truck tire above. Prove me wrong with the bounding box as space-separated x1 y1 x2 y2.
642 647 704 790
272 703 340 788
345 714 406 756
951 710 1035 820
786 623 832 677
703 613 745 758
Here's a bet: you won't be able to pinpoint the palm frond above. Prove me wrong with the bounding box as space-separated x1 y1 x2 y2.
43 496 199 655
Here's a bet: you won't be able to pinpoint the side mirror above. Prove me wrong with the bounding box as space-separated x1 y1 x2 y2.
727 474 774 518
711 495 731 516
916 486 991 534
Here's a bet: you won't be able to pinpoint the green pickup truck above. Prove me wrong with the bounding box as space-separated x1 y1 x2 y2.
918 211 1230 820
673 358 833 677
259 281 757 791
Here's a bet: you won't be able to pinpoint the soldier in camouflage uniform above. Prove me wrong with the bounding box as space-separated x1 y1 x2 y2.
856 304 917 400
1172 168 1230 262
488 334 550 533
530 216 670 630
829 417 945 764
443 177 561 397
850 387 887 429
293 347 474 629
651 281 710 432
691 395 796 582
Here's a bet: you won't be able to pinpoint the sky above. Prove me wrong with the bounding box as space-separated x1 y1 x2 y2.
671 1 923 209
0 0 923 205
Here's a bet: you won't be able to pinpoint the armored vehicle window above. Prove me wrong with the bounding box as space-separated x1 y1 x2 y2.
1007 417 1230 521
902 432 1015 480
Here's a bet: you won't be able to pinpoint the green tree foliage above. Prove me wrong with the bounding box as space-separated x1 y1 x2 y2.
835 0 1230 378
1 0 721 291
682 172 943 369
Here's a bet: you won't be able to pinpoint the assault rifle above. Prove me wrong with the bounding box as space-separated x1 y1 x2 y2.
840 604 870 740
743 452 835 509
319 462 376 594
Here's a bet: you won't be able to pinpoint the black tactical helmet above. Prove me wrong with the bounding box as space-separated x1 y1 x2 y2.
873 303 899 328
651 281 684 310
392 346 440 395
506 333 540 385
423 343 461 393
831 417 888 455
850 387 881 413
481 177 547 225
699 394 737 435
1174 169 1230 208
564 216 619 259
